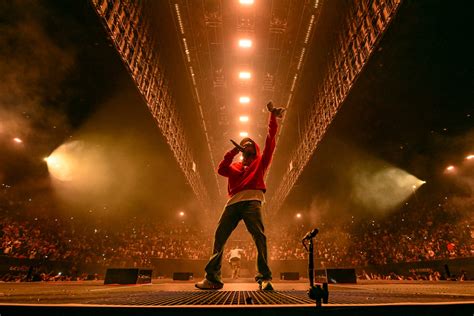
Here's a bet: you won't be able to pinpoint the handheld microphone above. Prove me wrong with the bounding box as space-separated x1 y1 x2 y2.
302 228 319 241
230 139 245 152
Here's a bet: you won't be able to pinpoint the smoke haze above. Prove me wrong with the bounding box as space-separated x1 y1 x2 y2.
0 1 199 223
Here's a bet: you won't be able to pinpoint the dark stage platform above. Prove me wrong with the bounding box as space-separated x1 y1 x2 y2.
0 279 472 315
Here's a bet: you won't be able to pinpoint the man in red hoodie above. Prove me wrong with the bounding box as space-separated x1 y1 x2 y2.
196 101 285 291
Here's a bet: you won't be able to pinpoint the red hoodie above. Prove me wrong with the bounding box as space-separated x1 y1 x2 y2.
217 113 278 197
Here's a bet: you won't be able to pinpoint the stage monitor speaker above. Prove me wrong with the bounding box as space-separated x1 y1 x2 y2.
280 272 300 280
326 268 356 284
104 268 152 285
173 272 193 281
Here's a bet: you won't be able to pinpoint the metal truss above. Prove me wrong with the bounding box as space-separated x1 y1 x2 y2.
169 0 224 198
91 0 211 212
267 0 402 214
262 0 323 185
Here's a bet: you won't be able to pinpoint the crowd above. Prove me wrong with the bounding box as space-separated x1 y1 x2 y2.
341 205 473 266
0 215 212 266
0 186 472 284
1 205 472 271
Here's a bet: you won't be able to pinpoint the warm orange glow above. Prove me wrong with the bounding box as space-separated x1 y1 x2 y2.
239 71 251 79
240 132 248 137
239 96 250 103
239 116 249 122
446 165 455 171
466 155 474 160
239 0 254 5
296 213 302 218
239 39 252 48
13 137 23 143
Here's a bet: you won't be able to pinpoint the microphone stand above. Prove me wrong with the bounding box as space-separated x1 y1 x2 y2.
303 233 328 307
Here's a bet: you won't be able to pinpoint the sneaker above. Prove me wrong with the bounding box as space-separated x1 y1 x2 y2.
261 280 274 291
195 279 224 290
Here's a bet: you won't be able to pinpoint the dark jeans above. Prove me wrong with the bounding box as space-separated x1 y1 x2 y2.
205 200 272 283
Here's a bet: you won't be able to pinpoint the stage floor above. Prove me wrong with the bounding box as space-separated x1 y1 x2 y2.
0 279 472 307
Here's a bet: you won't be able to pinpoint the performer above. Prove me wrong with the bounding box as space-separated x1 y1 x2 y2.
228 247 244 279
196 101 285 290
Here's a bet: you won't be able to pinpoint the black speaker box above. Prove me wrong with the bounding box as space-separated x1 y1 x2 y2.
173 272 193 281
280 272 300 280
104 268 152 285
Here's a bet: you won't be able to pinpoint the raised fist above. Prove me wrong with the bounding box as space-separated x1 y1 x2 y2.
266 101 285 118
266 101 274 112
272 107 286 118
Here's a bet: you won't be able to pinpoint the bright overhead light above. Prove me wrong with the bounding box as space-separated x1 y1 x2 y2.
446 165 455 171
296 213 302 218
239 96 250 103
239 116 249 122
239 0 254 5
240 132 248 137
13 137 23 143
239 71 251 79
239 39 252 48
466 155 474 160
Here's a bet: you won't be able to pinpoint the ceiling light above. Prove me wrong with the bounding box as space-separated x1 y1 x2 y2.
239 39 252 48
239 116 249 122
240 132 249 137
239 96 250 103
239 71 251 79
239 0 254 5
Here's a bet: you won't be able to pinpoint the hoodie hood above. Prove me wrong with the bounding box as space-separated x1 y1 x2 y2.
240 137 261 158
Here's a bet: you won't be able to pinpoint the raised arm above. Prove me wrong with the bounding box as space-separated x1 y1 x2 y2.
261 101 285 171
261 112 278 170
217 147 240 177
